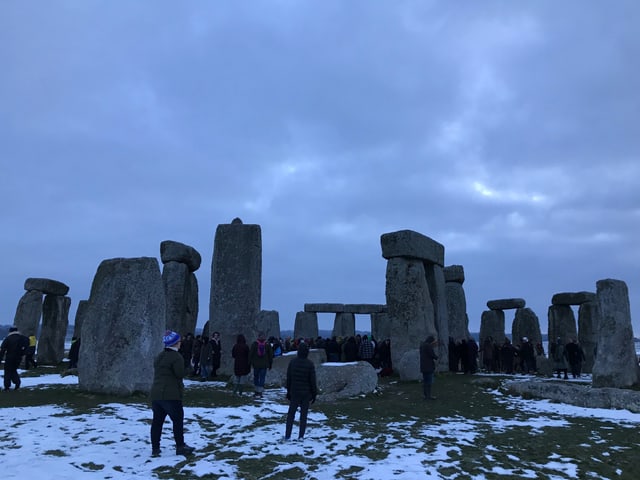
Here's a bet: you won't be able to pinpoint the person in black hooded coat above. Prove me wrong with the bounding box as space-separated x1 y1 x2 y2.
284 342 318 440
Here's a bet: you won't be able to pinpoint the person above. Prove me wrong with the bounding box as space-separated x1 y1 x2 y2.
68 336 80 369
24 335 37 369
284 342 318 440
1 327 29 391
519 337 535 374
179 333 194 374
210 332 221 378
149 330 195 457
551 336 569 379
565 338 586 378
199 335 213 381
343 336 358 362
419 335 439 400
249 332 273 397
232 334 250 395
358 335 375 366
481 336 494 372
500 338 516 374
378 338 393 376
191 335 203 377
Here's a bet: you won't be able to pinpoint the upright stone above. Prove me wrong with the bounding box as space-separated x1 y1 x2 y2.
592 279 640 388
209 218 262 375
511 308 542 346
386 257 435 380
479 310 506 346
332 312 355 339
547 305 577 345
73 300 89 339
79 257 165 395
426 264 449 371
38 295 71 365
445 279 469 342
13 290 44 337
257 310 280 340
293 311 319 340
371 312 391 342
578 301 599 373
162 261 199 336
443 265 465 284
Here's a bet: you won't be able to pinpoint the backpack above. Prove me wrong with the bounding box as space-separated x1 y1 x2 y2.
257 340 266 357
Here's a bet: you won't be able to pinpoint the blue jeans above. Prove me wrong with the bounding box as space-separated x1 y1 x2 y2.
253 368 267 393
422 372 434 398
150 400 185 450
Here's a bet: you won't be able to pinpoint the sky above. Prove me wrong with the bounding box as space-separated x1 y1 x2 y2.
2 371 640 479
2 1 639 335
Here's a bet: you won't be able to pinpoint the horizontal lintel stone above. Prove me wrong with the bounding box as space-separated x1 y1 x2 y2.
24 277 69 296
487 298 526 310
551 291 596 306
380 230 444 266
304 303 387 314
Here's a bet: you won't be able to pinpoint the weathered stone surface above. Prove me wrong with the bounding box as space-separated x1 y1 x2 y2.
504 379 640 413
443 265 465 284
371 312 391 342
304 303 345 313
578 301 599 374
24 277 69 296
380 230 445 266
396 348 420 381
160 240 202 272
79 257 165 395
426 264 449 371
343 304 387 314
479 310 506 346
73 300 89 339
547 305 577 344
209 221 262 375
332 312 355 339
592 279 640 388
266 349 327 386
293 311 319 340
256 310 280 340
511 308 542 347
162 261 198 336
487 298 526 310
38 295 70 365
316 362 378 401
13 290 43 337
551 291 596 306
386 257 436 378
445 282 469 342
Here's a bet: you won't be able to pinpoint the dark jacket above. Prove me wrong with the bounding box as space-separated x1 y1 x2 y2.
249 339 273 369
0 331 29 363
232 336 251 376
419 340 438 374
286 346 318 401
150 349 185 401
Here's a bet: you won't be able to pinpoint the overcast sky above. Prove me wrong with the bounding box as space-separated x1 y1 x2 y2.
2 1 639 335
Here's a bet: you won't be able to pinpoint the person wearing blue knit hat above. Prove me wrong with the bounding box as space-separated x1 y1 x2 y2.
149 330 195 457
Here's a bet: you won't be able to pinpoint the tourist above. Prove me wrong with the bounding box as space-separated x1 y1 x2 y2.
199 335 212 381
500 338 516 374
249 332 273 397
378 338 393 376
0 326 29 391
149 330 195 457
68 336 80 369
565 338 586 378
481 336 493 373
179 333 194 374
551 337 569 379
284 342 318 441
343 336 358 362
358 335 375 366
24 334 37 369
232 334 250 395
419 335 439 400
520 337 535 374
191 335 202 377
210 332 221 378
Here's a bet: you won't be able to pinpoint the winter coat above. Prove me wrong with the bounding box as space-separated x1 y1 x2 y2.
150 349 185 401
200 340 213 367
0 331 29 363
551 341 568 370
211 339 222 369
249 339 273 370
232 341 250 376
286 347 318 401
419 341 438 374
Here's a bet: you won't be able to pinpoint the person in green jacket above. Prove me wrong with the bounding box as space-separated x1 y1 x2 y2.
150 330 195 457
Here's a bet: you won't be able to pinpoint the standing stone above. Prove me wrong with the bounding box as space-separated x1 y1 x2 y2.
162 261 199 336
371 312 391 342
13 290 44 337
256 310 280 340
293 311 319 340
443 265 465 284
547 305 578 345
578 301 599 374
332 312 355 339
73 300 89 339
209 219 262 375
425 264 449 371
592 279 640 388
79 257 165 395
479 310 506 346
511 308 542 347
386 257 435 380
38 295 70 365
445 281 469 342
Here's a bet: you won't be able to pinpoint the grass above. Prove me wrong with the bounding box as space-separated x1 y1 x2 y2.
3 366 640 479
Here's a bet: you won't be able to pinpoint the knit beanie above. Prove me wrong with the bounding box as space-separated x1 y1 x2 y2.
163 330 181 347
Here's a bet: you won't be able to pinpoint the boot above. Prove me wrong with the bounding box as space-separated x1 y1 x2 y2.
176 444 195 456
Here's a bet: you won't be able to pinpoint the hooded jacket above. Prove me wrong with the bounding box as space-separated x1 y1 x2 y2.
0 330 29 363
286 344 318 401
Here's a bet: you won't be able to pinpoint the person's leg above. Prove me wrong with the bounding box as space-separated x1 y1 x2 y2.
253 368 260 394
285 398 299 439
3 363 11 390
164 400 186 449
298 400 310 439
257 368 266 394
150 401 168 453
